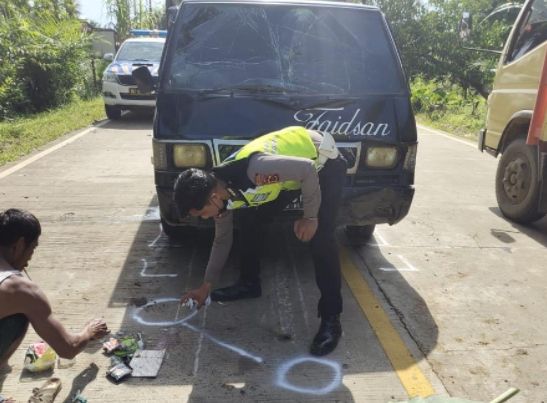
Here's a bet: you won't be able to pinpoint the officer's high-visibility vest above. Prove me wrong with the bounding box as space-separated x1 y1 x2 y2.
218 126 318 210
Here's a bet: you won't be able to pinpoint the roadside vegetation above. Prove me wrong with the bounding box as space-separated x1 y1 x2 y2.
0 0 164 168
365 0 521 140
411 77 487 140
0 97 104 166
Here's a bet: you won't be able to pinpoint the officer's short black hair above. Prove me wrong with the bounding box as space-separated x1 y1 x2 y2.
0 208 41 247
173 168 217 217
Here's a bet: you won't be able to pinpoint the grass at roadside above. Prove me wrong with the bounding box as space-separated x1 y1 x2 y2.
411 77 486 141
416 110 484 142
0 97 105 167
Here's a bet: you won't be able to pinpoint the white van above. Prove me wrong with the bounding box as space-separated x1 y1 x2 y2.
102 30 166 119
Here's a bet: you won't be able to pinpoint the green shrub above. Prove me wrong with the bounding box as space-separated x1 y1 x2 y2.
0 5 95 119
411 76 486 139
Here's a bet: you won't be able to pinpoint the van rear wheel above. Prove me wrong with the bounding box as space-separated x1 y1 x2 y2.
105 104 122 120
495 139 545 224
345 224 376 244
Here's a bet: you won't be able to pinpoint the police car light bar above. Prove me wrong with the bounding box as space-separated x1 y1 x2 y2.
130 29 167 38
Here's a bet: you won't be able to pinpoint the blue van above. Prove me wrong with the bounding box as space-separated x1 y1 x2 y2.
138 0 417 241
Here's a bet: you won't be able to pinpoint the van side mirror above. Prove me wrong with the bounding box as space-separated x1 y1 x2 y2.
103 53 114 62
167 6 179 29
132 66 156 93
458 11 472 41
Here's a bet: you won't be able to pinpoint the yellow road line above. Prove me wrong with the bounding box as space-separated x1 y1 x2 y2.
340 245 435 397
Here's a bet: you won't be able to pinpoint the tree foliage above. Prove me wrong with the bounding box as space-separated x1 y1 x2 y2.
0 0 94 119
105 0 164 41
365 0 524 99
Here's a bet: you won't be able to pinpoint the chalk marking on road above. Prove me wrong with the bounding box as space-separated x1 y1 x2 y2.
193 307 207 376
275 260 295 338
371 230 389 247
379 255 419 272
133 298 264 363
417 124 476 148
187 247 197 280
286 243 310 330
183 321 264 364
148 224 163 248
340 245 435 397
133 298 198 326
275 356 342 395
140 258 178 278
0 122 108 180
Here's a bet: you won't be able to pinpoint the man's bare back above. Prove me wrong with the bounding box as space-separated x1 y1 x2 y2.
0 209 109 366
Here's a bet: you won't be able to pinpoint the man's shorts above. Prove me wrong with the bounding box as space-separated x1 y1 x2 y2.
0 313 28 359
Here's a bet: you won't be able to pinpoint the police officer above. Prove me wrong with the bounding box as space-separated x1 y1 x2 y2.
175 126 346 356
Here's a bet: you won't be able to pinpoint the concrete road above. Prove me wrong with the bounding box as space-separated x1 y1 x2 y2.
0 116 545 402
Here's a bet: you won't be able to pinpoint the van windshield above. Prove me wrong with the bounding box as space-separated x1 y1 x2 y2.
164 3 404 95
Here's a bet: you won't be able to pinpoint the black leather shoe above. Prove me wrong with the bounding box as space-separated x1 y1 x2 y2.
210 281 262 302
310 315 342 356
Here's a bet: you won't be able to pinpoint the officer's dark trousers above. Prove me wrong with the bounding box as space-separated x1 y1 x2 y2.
238 155 347 318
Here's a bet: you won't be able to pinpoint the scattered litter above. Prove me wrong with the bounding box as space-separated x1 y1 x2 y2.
24 341 56 372
28 377 62 403
130 297 148 307
277 333 292 341
106 362 132 383
71 390 87 403
57 356 76 369
102 338 121 354
103 335 141 359
129 349 166 378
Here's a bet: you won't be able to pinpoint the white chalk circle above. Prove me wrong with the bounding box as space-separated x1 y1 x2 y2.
133 298 197 326
275 356 342 395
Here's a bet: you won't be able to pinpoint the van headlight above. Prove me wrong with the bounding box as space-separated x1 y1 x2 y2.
173 144 208 168
365 146 398 169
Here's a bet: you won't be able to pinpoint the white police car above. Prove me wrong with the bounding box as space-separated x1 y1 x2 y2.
102 29 166 120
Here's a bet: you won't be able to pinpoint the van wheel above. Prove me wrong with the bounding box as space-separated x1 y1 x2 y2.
495 139 545 223
345 224 376 244
105 105 122 120
160 218 196 241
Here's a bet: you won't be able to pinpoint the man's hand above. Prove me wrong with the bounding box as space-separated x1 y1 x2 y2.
181 282 211 308
84 319 109 340
294 218 318 242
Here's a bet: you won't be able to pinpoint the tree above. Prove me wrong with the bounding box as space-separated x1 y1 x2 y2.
365 0 524 98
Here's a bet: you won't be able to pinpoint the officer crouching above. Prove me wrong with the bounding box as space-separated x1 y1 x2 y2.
174 126 346 356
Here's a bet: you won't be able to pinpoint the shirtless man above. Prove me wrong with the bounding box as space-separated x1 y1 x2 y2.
0 208 109 366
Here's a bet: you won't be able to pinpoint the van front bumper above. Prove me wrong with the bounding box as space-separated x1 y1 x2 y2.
338 185 414 226
157 184 414 228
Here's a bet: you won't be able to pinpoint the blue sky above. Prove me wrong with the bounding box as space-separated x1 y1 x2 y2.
78 0 164 27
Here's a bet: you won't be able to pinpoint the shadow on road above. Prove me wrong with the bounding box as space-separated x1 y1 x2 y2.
346 234 439 360
100 193 440 401
488 207 547 248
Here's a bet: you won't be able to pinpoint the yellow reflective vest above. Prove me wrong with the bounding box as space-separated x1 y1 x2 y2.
219 126 318 209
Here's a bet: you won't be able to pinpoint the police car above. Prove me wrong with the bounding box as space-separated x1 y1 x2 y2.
102 29 166 120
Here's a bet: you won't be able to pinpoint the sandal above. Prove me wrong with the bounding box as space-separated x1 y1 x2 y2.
28 377 62 403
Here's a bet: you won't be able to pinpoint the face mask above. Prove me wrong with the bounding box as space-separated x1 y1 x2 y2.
210 197 227 218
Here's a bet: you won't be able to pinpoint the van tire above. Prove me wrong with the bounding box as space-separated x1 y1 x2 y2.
160 217 196 241
345 224 375 244
105 105 122 120
495 139 545 223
